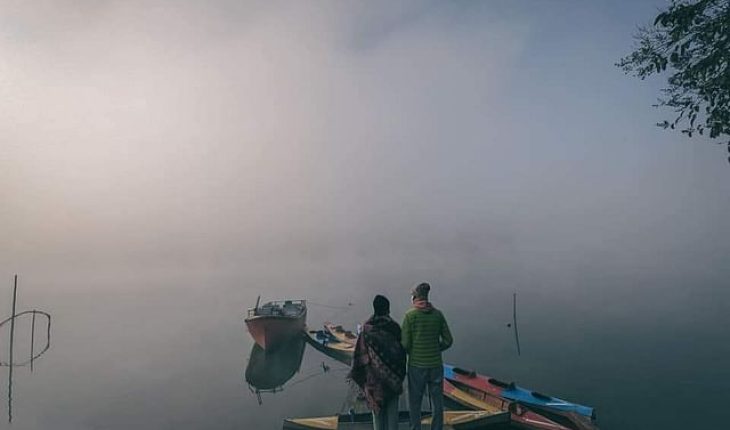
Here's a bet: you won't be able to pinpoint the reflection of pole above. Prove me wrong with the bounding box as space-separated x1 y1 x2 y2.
8 274 18 423
513 293 521 356
31 310 37 372
0 311 52 367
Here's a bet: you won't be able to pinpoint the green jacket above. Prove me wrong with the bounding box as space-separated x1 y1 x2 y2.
401 306 453 368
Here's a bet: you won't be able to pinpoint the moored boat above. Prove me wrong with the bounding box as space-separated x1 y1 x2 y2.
443 379 570 430
245 298 307 350
283 410 509 429
323 322 358 345
443 365 598 430
304 329 355 366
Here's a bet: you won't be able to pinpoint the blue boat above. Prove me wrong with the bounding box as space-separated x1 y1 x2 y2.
304 329 354 365
443 364 596 426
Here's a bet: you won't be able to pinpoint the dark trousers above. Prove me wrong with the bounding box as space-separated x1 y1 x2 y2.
407 365 443 430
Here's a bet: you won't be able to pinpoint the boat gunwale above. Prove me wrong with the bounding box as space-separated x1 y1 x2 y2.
244 313 306 323
246 299 307 320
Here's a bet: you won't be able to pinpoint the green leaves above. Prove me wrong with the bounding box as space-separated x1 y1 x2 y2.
619 0 730 163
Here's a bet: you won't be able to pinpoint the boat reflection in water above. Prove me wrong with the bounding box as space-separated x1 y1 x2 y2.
245 334 306 404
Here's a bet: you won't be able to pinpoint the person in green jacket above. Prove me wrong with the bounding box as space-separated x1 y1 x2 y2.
401 282 453 430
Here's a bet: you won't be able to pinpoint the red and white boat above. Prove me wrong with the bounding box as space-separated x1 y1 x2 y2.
245 298 307 351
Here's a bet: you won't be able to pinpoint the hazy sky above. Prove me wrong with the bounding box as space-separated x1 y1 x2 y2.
2 0 729 284
1 4 729 429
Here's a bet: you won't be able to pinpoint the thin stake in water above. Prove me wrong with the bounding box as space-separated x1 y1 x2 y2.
31 309 37 372
8 274 18 423
513 292 521 356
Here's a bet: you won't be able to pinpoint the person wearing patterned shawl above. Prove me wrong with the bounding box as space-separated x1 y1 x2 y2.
348 295 407 430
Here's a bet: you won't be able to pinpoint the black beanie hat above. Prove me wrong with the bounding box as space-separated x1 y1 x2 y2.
373 295 390 316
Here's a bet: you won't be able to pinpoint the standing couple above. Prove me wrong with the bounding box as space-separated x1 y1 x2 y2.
348 282 453 430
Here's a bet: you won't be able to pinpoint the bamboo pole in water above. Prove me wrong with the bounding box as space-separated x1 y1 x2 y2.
513 292 521 356
30 309 36 372
8 274 18 422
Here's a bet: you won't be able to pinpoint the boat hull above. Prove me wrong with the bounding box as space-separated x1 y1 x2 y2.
245 311 307 351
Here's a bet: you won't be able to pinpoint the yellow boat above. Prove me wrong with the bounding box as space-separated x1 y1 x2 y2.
443 379 505 414
304 329 355 366
283 410 510 429
323 322 358 345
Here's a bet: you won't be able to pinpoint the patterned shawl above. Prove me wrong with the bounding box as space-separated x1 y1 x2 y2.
347 315 407 412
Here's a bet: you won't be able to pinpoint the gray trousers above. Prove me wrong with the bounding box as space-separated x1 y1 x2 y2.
373 395 399 430
407 366 444 430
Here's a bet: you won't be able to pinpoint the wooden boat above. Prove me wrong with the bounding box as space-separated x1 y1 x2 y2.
443 365 598 430
304 329 355 366
245 298 307 350
323 322 358 345
283 410 510 429
443 379 570 430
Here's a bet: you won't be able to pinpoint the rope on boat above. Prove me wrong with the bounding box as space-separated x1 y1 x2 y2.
288 363 348 388
307 301 354 310
307 301 355 324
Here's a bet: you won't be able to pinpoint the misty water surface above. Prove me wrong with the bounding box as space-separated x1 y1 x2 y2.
2 249 729 430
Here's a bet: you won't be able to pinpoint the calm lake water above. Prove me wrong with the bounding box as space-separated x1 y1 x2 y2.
1 255 728 430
